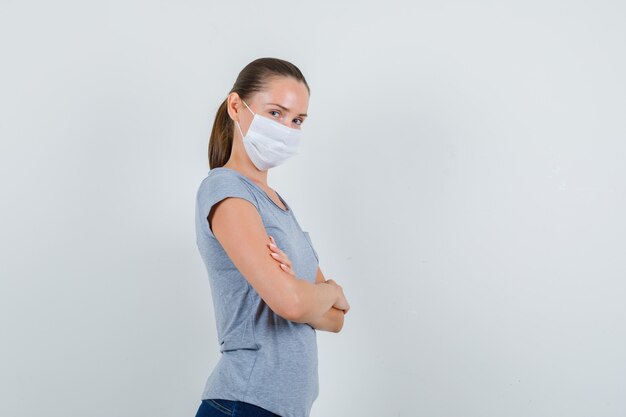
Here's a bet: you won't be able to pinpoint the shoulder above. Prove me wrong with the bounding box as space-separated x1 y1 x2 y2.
197 169 260 213
198 169 245 192
201 168 246 189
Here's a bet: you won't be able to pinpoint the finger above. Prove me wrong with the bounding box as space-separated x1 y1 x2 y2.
270 243 285 257
268 241 279 253
269 248 287 264
269 236 281 252
269 251 294 275
280 263 296 276
269 244 292 268
270 253 291 272
267 236 294 275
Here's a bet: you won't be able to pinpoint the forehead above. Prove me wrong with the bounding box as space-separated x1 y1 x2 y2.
253 77 309 110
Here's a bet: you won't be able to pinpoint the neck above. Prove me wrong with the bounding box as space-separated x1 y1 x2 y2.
222 159 268 188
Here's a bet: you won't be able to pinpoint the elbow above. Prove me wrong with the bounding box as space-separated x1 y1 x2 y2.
281 303 304 322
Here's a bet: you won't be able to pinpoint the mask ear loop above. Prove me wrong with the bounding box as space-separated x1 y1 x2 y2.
235 120 244 140
235 99 255 139
242 100 255 115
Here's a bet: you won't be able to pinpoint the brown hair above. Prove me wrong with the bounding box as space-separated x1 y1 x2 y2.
208 57 311 169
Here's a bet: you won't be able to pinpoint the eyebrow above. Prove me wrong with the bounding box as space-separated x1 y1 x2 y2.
266 102 308 117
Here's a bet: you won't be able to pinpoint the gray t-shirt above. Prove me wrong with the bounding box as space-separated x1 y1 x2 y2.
194 167 320 417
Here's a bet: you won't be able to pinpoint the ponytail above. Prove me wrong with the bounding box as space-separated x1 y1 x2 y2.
208 98 233 169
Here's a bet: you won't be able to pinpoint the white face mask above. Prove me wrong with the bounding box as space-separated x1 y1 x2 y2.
235 99 302 171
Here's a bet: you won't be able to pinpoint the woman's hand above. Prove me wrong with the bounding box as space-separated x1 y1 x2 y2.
324 279 350 314
267 235 296 276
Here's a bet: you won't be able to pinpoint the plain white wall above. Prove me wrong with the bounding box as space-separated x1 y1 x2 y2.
1 1 625 416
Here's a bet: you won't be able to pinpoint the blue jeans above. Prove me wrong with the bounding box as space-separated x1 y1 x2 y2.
195 398 281 417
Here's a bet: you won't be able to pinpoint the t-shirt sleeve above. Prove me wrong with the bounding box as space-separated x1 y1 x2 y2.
303 231 319 263
196 172 260 239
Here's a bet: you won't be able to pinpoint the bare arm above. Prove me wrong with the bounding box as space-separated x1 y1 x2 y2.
306 266 345 332
210 197 340 322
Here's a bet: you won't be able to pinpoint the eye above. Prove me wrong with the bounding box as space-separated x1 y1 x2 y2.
269 110 280 118
293 118 303 126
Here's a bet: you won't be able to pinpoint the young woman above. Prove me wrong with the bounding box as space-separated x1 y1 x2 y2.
193 57 350 417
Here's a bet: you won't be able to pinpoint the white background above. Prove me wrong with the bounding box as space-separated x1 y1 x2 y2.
1 1 625 416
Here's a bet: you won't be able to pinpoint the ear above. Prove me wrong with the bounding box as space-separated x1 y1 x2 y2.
226 92 243 122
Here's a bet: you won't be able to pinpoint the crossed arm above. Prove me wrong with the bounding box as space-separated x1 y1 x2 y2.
266 236 346 332
210 197 346 333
